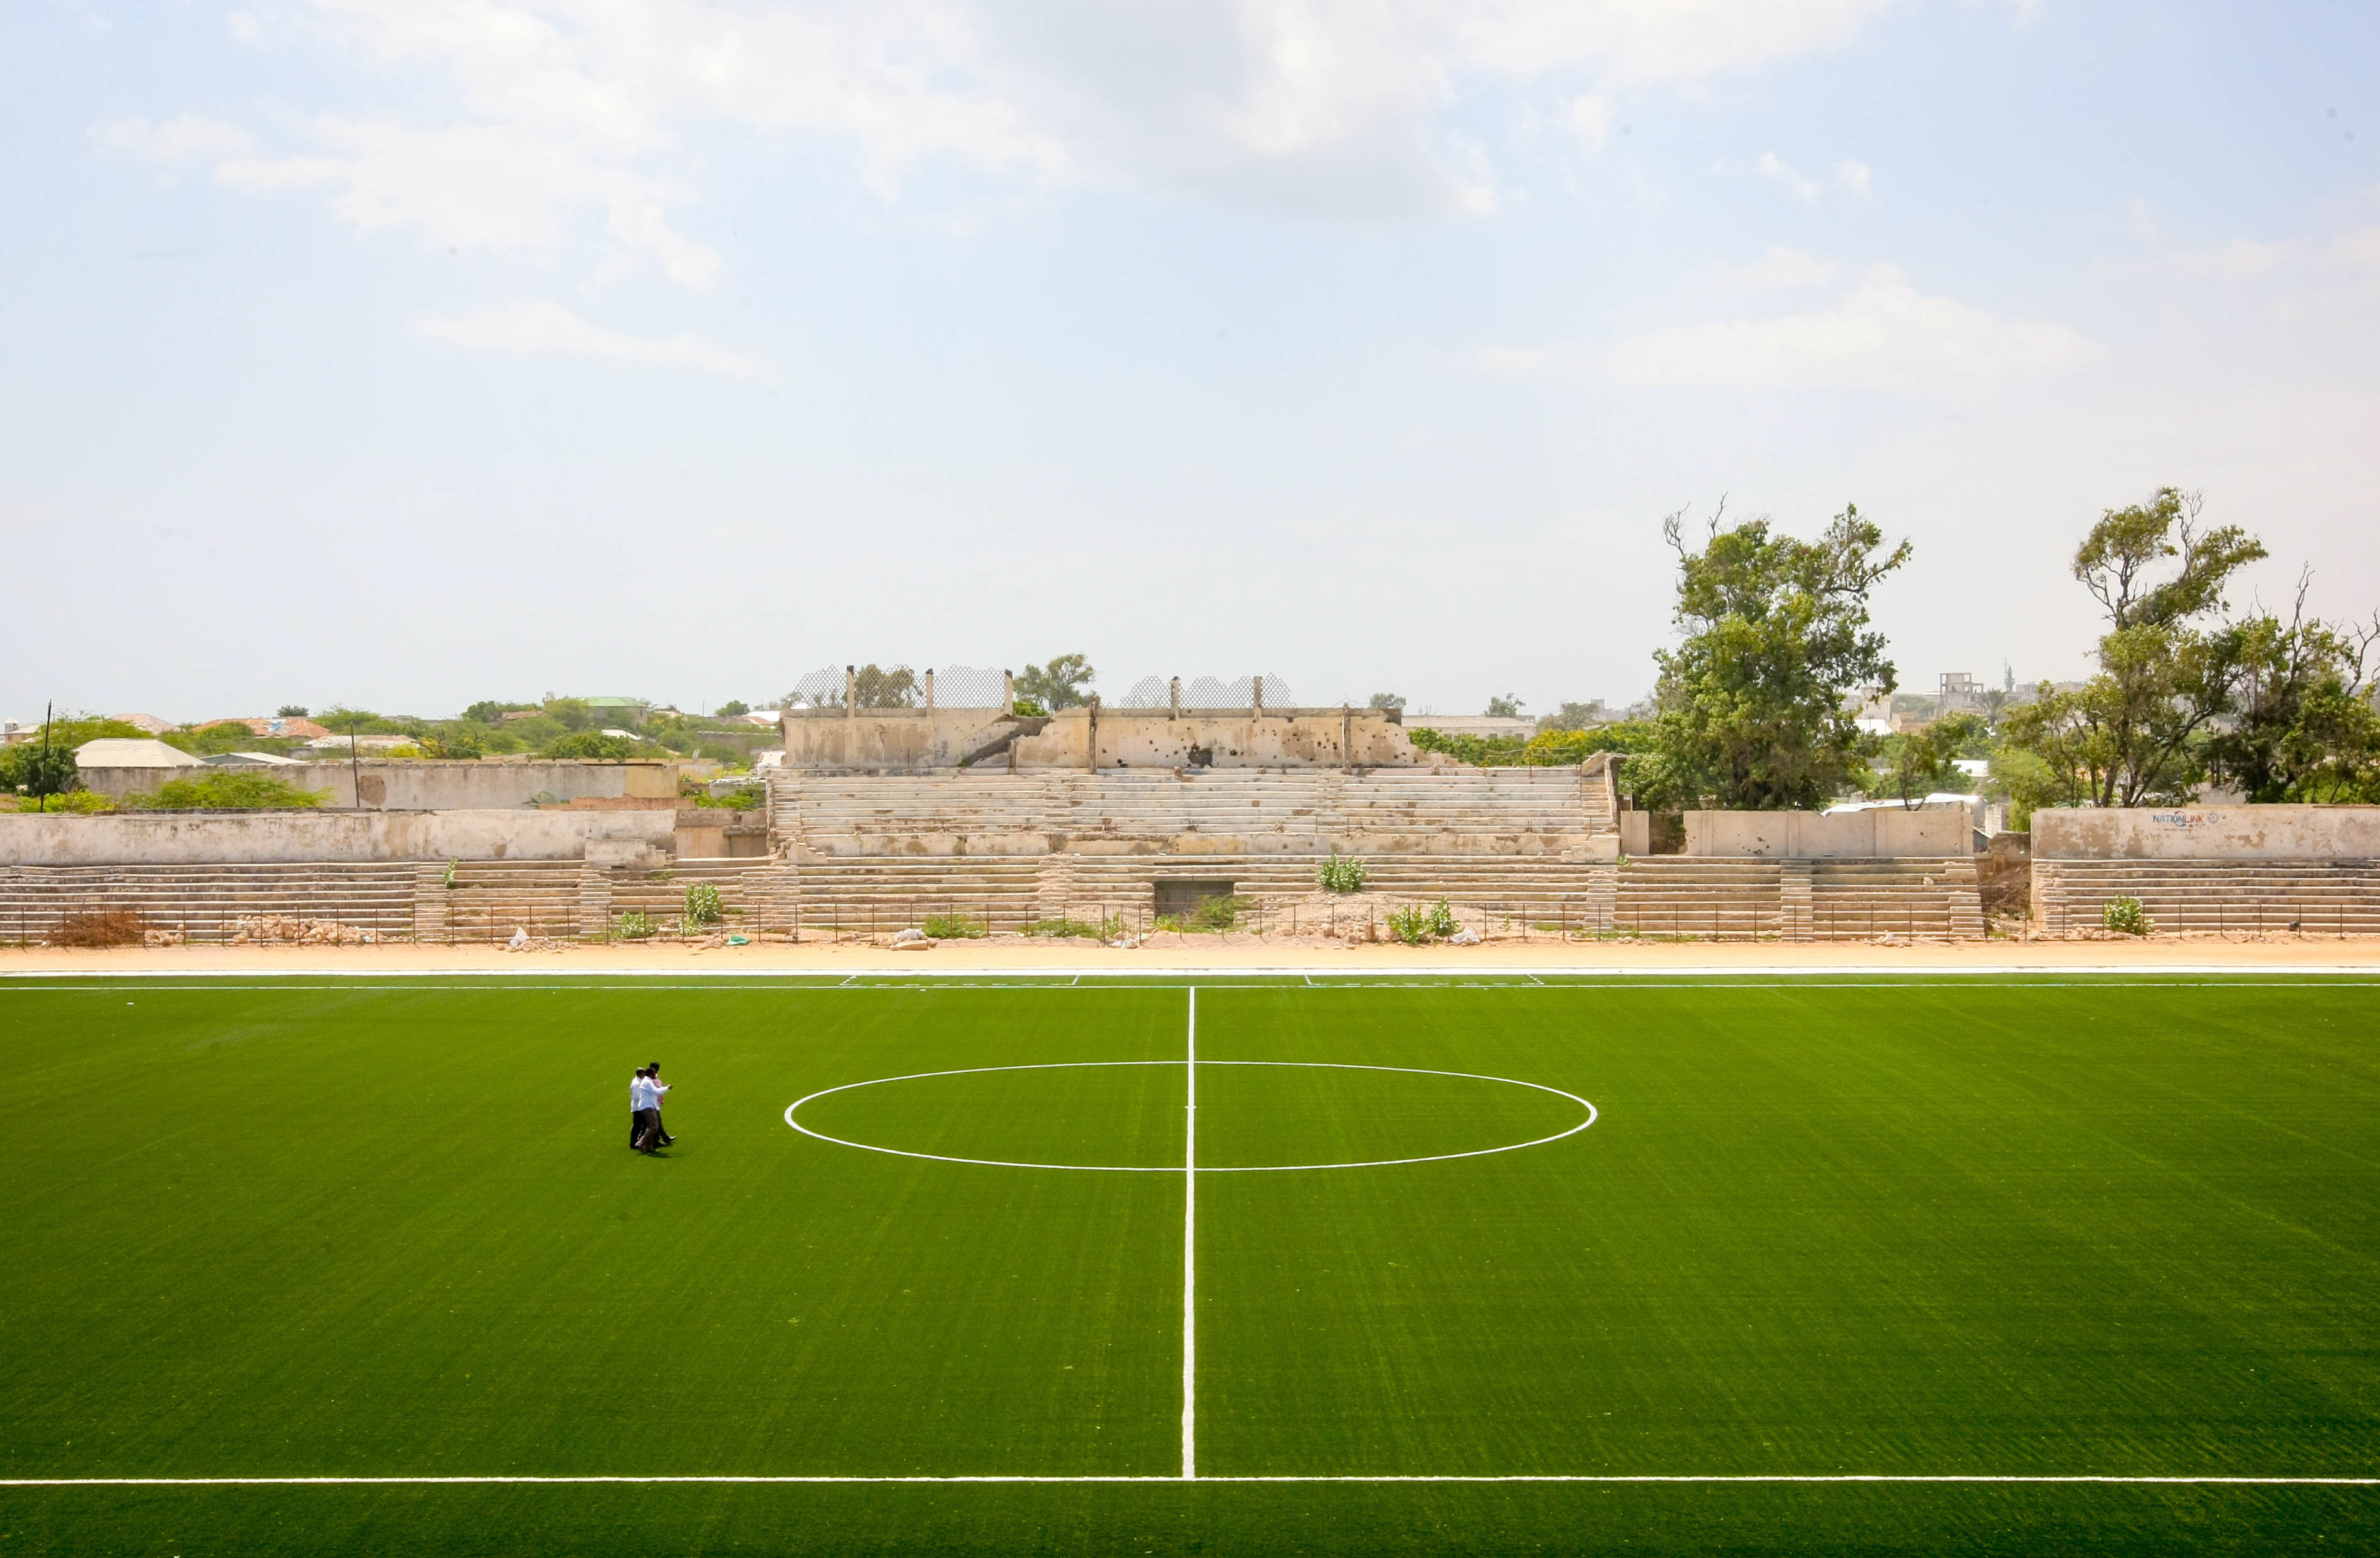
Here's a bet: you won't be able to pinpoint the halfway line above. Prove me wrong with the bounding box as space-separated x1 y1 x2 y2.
1182 985 1197 1481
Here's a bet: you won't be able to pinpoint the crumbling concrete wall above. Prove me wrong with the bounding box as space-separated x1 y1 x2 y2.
778 710 1032 770
0 809 674 866
2032 805 2380 860
1010 708 1423 769
80 759 679 809
1683 808 1971 858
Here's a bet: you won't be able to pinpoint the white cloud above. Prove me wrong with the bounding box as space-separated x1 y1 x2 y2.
105 0 1925 284
1566 93 1618 154
2325 227 2380 271
410 299 770 379
1756 151 1821 202
1469 343 1568 374
1695 246 1841 292
1610 265 2099 388
92 114 257 165
1743 151 1871 203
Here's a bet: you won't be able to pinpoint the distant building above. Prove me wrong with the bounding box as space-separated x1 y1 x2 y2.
201 751 307 766
109 713 180 735
1937 672 1982 711
198 716 334 742
73 738 204 770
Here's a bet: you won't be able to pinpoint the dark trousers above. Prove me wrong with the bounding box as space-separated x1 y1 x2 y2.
654 1110 674 1146
632 1107 661 1152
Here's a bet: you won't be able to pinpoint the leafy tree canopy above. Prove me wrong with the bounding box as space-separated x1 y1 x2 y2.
542 731 639 760
1015 654 1096 711
1485 694 1526 719
124 773 326 810
1994 489 2268 815
2204 576 2380 803
1536 700 1608 733
715 700 751 718
1629 502 1910 811
1366 692 1406 711
276 704 309 718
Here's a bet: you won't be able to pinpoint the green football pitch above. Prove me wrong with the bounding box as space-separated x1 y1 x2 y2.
5 973 2377 1555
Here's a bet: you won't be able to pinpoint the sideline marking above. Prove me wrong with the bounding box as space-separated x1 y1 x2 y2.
781 1061 1598 1174
4 1474 2371 1486
1182 987 1197 1481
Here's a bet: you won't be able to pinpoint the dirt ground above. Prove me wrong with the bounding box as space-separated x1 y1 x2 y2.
7 931 2379 975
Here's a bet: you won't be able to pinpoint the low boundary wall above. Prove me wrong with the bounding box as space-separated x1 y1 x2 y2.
1682 809 1970 858
2034 806 2380 861
0 810 672 867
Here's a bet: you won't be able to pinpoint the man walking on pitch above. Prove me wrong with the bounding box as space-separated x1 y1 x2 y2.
648 1060 676 1147
630 1066 665 1154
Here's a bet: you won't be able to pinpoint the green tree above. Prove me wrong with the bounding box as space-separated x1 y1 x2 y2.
125 773 326 810
276 704 309 718
1 707 83 812
1536 700 1607 733
1995 489 2266 812
2204 580 2380 802
1630 502 1911 811
1485 694 1526 719
1366 692 1406 711
1016 654 1096 710
715 700 751 718
1869 714 1987 808
542 731 638 760
543 698 596 732
851 665 918 709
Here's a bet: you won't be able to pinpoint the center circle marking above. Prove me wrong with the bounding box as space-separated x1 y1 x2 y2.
782 1060 1596 1172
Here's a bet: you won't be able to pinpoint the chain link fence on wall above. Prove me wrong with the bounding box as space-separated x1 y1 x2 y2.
1116 674 1299 711
784 664 1011 712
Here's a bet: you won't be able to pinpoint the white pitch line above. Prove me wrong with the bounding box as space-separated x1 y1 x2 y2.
2 1474 2371 1486
780 1061 1596 1173
1182 985 1198 1483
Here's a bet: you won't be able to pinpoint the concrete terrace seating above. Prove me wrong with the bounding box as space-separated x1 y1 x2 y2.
2034 859 2380 936
1612 859 1783 940
0 862 419 943
769 768 1611 856
1803 857 1987 941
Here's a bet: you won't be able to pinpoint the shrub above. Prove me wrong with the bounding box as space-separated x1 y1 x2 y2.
53 909 146 947
1317 854 1367 893
684 883 723 928
2102 896 2154 936
921 911 989 939
542 731 637 760
616 911 657 940
1386 898 1462 944
6 788 115 813
124 774 326 810
1011 697 1049 718
1022 914 1121 940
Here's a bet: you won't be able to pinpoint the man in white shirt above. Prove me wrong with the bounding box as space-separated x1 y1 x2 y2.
630 1067 664 1153
647 1059 676 1148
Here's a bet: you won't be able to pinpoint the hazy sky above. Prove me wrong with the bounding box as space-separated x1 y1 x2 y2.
4 1 2376 722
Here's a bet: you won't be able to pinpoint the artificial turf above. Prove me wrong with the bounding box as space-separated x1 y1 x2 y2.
3 975 2376 1554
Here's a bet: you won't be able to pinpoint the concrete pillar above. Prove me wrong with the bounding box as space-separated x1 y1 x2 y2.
843 665 856 717
1341 704 1352 772
1253 675 1264 716
1003 670 1015 716
1169 677 1181 720
925 669 935 714
1086 695 1099 771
